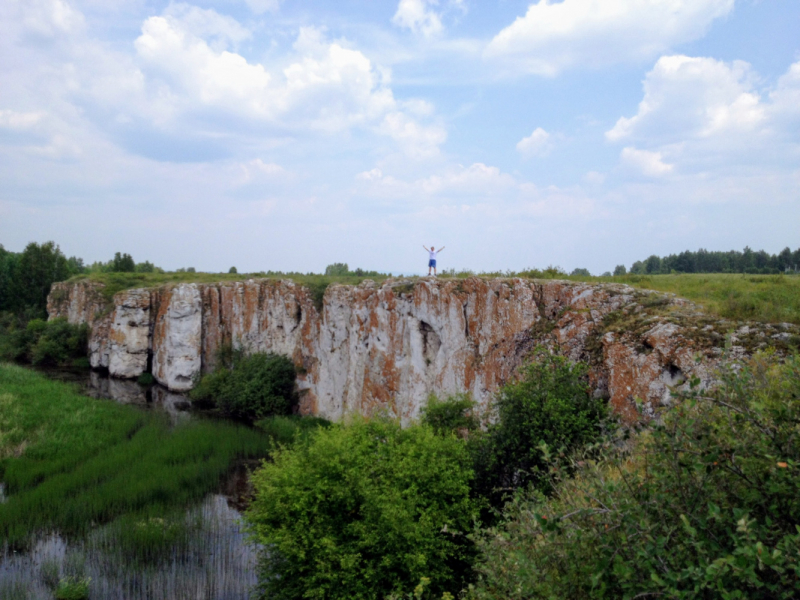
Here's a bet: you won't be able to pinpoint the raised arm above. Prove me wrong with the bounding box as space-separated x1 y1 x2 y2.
422 245 430 251
437 246 445 252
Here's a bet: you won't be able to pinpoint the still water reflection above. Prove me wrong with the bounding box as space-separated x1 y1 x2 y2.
0 495 260 599
1 368 263 599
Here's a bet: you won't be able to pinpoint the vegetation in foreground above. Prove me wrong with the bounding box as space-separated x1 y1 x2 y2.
243 347 609 599
469 353 800 599
246 417 483 600
0 363 273 548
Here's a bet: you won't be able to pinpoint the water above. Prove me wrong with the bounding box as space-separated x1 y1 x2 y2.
0 495 260 599
36 367 194 423
1 368 264 599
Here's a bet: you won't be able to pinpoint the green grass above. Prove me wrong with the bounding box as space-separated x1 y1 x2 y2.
0 363 273 547
564 273 800 324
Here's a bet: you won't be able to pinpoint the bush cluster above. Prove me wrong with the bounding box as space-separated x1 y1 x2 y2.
469 353 800 599
246 417 482 600
190 347 297 421
245 347 608 599
0 315 88 366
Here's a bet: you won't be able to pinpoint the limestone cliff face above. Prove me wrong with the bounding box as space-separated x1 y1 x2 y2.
49 277 789 424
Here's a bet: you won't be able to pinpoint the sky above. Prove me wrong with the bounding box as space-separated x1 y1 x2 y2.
0 0 798 275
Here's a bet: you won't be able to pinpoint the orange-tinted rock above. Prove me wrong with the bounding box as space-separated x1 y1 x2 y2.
47 277 748 424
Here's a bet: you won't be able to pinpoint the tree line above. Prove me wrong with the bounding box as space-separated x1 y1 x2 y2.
616 246 800 276
0 242 160 317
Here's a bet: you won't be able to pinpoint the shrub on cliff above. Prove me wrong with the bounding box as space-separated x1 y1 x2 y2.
473 348 608 508
190 349 297 421
469 353 800 599
245 418 482 600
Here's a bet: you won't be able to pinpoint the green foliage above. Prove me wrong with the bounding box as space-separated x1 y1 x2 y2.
475 348 607 507
0 315 88 366
190 349 297 421
110 252 135 273
0 241 78 316
626 245 800 275
613 264 627 276
55 577 90 600
0 364 272 547
245 418 482 600
255 414 332 447
228 266 238 273
469 353 800 599
135 260 156 273
325 262 350 276
421 393 479 436
137 372 155 386
571 268 591 276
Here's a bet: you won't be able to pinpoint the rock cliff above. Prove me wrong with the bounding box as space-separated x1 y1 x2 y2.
48 277 798 424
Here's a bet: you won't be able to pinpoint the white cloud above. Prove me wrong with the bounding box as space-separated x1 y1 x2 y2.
620 147 673 177
0 110 45 130
606 55 765 143
162 4 252 50
607 56 800 178
486 0 733 75
16 0 85 38
393 0 443 37
379 112 446 158
129 17 443 150
516 127 552 156
242 0 282 15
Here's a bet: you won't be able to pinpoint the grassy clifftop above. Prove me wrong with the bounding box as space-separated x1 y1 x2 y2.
64 271 800 325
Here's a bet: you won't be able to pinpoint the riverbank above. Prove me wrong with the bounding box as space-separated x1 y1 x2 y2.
0 363 275 599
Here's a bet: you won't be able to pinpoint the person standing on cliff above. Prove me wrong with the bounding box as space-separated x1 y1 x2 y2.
423 245 444 276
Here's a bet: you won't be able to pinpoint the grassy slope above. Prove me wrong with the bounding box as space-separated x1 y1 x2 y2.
0 364 272 546
574 273 800 324
67 271 800 325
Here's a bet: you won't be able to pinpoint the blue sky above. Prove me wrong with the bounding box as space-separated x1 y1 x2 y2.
1 0 798 274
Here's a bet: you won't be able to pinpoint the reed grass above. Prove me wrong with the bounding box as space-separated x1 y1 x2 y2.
0 364 272 548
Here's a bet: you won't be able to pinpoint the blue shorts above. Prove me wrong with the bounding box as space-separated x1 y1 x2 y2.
428 259 436 268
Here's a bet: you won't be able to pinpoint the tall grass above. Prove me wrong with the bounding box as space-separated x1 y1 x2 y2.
0 364 272 548
572 273 800 324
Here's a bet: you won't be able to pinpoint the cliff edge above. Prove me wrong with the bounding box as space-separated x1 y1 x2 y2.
48 277 798 423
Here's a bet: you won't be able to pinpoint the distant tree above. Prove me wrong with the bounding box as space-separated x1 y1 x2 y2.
110 252 135 273
186 267 196 273
228 266 238 274
570 268 591 277
644 255 661 274
14 242 72 315
324 263 349 276
135 261 155 273
630 260 645 274
600 271 611 277
66 256 85 274
613 264 627 276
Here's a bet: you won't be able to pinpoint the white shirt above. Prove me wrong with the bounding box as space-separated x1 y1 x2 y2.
429 250 438 260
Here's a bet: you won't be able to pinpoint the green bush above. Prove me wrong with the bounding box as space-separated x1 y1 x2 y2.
0 315 88 366
245 418 483 600
255 414 332 447
469 353 800 599
190 349 297 421
474 348 607 507
421 393 479 436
